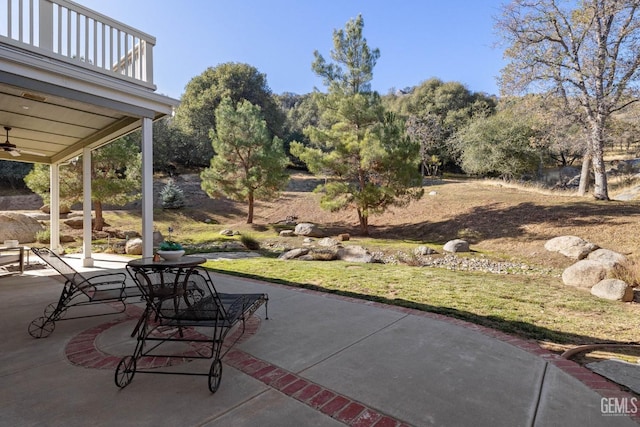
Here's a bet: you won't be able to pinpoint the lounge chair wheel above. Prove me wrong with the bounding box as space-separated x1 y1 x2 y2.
28 317 55 338
43 303 65 319
208 359 222 393
115 356 136 388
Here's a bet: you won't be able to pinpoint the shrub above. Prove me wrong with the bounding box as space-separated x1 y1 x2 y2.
160 179 185 209
35 229 50 243
610 259 640 287
240 234 260 250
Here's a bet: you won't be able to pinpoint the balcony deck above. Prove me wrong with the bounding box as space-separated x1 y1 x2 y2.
0 0 177 165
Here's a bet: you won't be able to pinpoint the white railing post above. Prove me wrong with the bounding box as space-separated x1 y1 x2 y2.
39 0 53 50
4 0 156 89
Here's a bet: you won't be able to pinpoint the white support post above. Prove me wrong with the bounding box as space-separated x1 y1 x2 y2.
49 163 60 254
82 148 94 267
141 117 154 257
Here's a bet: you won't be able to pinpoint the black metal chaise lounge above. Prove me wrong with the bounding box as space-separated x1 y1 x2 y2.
116 266 268 393
28 247 141 338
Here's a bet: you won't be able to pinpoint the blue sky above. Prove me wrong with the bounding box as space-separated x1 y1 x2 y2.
79 0 508 100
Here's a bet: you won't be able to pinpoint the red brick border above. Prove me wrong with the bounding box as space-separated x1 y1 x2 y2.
64 279 640 425
223 349 410 427
213 276 640 425
64 304 261 371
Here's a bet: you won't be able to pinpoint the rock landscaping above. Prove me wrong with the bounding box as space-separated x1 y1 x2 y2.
545 235 634 302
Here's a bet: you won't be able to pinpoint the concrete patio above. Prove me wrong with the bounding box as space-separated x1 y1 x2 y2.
0 254 638 426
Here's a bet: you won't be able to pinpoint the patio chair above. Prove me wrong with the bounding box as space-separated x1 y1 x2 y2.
116 266 268 393
28 247 142 338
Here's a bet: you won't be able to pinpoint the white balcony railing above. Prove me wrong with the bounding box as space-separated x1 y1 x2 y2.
0 0 155 89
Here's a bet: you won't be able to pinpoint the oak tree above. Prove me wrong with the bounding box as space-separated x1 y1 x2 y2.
497 0 640 199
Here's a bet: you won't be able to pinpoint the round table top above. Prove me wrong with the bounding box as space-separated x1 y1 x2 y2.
127 255 207 269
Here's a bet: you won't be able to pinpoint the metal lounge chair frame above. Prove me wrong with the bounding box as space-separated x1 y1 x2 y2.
28 247 141 338
116 266 268 393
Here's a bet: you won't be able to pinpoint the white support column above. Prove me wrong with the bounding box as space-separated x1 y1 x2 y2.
141 117 154 257
49 163 60 254
82 148 94 267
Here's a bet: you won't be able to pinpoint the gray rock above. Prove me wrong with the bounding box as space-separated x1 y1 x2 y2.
591 279 634 302
153 231 164 246
125 237 143 255
310 248 339 261
587 248 627 269
443 239 470 253
279 230 295 237
294 222 325 238
0 212 44 243
318 237 340 247
562 260 608 288
278 248 309 260
544 236 598 260
40 204 71 214
24 212 50 221
337 245 373 263
414 245 437 256
219 229 234 236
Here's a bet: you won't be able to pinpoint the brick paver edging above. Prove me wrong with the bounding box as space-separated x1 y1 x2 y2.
64 304 261 371
223 348 411 427
227 277 640 424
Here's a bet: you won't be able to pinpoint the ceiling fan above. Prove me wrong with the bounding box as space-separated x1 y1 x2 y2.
1 126 46 157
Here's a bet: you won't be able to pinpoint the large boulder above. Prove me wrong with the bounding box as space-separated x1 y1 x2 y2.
125 238 143 255
562 260 608 288
294 223 325 238
337 245 374 263
586 249 627 269
40 204 71 214
0 212 44 243
591 279 634 302
318 237 340 247
278 248 310 260
544 236 598 260
443 239 470 253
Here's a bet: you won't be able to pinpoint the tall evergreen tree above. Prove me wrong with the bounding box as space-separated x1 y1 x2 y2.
200 97 289 224
292 15 423 235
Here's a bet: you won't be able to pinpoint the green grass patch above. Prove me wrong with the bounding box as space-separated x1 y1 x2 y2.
206 257 640 346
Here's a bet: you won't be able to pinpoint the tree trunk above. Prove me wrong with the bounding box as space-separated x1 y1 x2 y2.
94 200 104 231
246 191 254 224
589 119 609 200
357 208 369 236
578 152 591 196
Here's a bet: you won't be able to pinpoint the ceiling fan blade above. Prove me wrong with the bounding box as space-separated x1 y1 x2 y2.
18 149 46 157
